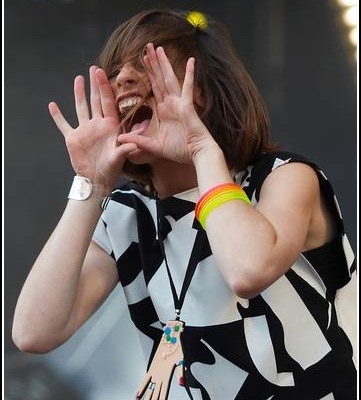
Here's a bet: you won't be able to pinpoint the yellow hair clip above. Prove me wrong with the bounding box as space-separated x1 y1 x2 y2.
186 11 208 29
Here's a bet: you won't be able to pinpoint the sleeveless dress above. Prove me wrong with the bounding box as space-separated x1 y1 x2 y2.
93 151 356 400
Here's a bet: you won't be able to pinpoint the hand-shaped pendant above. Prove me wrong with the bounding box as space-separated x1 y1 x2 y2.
136 320 185 400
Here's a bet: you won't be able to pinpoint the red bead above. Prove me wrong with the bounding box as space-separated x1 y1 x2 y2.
179 376 185 386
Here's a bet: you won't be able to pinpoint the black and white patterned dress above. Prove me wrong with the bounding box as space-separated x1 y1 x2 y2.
93 151 356 399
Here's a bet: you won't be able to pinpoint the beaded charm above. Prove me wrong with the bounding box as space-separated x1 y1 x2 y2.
136 320 185 399
161 320 184 359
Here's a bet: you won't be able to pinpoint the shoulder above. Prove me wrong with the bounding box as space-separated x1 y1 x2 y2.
236 150 328 202
253 150 321 176
253 151 320 209
257 162 320 232
259 151 320 191
261 160 319 197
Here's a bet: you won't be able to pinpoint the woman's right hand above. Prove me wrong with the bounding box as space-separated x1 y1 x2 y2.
48 66 139 194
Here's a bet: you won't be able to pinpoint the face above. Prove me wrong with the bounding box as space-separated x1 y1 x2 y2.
109 60 159 164
108 47 204 165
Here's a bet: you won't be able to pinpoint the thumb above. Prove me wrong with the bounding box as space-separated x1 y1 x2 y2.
117 132 162 156
115 142 138 157
110 142 138 166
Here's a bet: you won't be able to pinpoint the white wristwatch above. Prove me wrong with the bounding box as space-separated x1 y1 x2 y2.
68 176 93 201
68 176 111 210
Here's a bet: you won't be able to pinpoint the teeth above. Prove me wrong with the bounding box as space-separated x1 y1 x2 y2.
118 96 141 114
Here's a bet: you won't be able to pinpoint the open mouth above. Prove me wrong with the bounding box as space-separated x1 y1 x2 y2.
119 97 153 133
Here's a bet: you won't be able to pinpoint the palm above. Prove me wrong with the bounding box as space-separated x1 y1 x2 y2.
66 116 120 179
49 67 137 192
118 44 214 163
156 97 196 161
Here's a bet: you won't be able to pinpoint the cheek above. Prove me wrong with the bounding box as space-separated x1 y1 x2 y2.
140 74 152 92
109 80 117 95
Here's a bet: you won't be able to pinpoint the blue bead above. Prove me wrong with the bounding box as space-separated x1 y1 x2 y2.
171 337 177 344
164 327 171 335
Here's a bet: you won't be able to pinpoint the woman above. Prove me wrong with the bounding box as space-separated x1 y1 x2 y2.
13 9 356 400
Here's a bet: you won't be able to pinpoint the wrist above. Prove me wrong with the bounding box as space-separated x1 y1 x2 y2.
68 176 112 210
192 145 235 194
74 175 113 196
192 142 224 167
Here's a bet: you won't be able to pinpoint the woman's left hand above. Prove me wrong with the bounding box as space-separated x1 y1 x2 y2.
117 43 218 163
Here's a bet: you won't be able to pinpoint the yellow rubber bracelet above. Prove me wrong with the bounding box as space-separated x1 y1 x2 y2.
195 183 238 218
198 189 251 229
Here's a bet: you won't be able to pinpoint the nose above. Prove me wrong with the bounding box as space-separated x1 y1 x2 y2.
114 63 139 89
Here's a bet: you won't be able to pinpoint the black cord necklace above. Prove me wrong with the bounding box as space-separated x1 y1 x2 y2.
136 209 204 399
157 213 206 321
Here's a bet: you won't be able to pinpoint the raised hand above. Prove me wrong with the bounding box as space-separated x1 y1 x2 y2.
136 320 186 400
117 43 217 164
49 66 139 194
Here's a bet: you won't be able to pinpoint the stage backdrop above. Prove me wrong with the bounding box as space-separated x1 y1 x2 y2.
5 1 357 399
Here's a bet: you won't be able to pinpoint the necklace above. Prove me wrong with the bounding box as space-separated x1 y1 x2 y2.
136 208 205 400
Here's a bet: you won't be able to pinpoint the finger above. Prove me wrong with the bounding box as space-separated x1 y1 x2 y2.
95 68 119 120
117 132 161 156
146 43 167 98
116 143 138 153
74 75 90 123
112 143 138 163
48 101 72 137
159 379 170 400
181 57 195 105
143 384 154 400
144 55 163 103
89 66 102 117
136 374 152 399
156 46 181 95
143 382 157 400
152 382 162 400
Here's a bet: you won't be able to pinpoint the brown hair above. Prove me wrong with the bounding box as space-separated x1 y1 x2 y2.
98 9 277 187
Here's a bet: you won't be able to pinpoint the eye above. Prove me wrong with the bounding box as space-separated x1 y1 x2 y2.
135 61 146 73
108 68 119 81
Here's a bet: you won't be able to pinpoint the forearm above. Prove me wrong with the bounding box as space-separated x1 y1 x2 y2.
12 185 105 349
193 147 279 297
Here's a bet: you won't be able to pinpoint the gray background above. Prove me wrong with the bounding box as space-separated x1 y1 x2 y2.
5 0 357 399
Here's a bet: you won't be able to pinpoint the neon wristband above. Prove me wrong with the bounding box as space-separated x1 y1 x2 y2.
195 183 239 219
195 183 251 229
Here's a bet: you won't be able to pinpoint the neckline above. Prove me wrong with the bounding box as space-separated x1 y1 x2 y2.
172 186 199 201
156 186 199 203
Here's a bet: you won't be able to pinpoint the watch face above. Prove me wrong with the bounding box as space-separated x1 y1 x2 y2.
68 176 92 200
78 179 92 199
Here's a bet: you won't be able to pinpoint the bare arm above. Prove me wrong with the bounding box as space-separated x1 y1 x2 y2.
117 45 335 299
12 197 118 353
194 149 328 298
12 66 137 353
